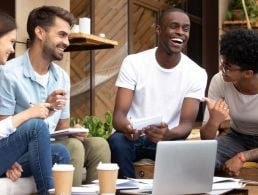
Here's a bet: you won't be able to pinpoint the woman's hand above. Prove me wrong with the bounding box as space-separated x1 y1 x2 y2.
27 103 50 119
6 162 23 181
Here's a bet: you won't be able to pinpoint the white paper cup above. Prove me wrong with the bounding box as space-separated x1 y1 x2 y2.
79 17 91 34
52 164 74 195
97 163 119 195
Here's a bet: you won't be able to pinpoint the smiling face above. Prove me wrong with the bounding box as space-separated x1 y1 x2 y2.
0 29 16 65
41 17 70 61
157 11 190 55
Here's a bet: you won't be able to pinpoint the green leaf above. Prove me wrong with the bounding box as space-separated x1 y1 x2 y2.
76 111 113 139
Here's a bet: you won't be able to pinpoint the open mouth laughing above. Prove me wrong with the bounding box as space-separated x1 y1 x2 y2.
171 38 184 45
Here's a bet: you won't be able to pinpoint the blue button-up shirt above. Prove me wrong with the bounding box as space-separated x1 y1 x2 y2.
0 50 70 133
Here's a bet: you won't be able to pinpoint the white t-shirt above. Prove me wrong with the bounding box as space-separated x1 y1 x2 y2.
34 70 50 89
116 47 207 129
203 71 258 135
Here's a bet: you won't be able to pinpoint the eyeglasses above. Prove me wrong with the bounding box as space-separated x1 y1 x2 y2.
220 58 242 73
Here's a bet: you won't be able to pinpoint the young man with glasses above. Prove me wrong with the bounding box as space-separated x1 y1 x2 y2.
201 29 258 176
220 58 242 73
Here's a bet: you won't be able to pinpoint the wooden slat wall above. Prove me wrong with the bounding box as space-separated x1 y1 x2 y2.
70 0 90 85
70 0 128 119
131 4 157 53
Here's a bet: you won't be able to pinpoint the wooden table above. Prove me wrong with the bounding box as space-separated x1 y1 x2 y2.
65 33 118 51
245 185 258 195
117 187 257 194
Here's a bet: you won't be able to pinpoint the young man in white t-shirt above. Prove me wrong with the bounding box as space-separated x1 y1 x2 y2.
108 8 207 178
201 29 258 177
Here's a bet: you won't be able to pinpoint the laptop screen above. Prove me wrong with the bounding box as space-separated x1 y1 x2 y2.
152 140 217 195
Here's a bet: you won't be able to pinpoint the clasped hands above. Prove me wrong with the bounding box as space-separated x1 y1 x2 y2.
223 153 245 176
125 122 169 143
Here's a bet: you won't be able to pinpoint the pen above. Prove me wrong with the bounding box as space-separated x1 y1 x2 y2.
125 177 150 184
48 107 56 111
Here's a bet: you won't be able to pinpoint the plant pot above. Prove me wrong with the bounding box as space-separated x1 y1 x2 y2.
232 9 245 20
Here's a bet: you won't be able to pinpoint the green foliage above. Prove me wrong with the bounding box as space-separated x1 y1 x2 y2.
228 0 243 9
246 0 258 24
227 0 258 24
70 116 79 127
81 111 113 140
70 111 113 139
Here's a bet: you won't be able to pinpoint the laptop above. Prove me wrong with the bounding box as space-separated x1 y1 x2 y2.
121 140 217 195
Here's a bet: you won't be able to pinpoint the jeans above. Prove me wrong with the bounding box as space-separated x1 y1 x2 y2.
216 128 258 171
0 119 70 195
108 132 156 178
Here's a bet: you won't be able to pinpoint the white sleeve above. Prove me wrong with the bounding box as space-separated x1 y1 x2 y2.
0 116 16 140
115 55 137 90
185 68 207 100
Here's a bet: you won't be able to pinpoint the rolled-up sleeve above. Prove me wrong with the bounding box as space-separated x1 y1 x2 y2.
0 117 16 140
0 69 16 116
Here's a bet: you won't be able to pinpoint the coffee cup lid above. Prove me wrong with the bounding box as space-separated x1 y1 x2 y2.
52 164 75 171
97 162 119 170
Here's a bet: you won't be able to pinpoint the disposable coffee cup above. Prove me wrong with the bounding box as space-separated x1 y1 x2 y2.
79 17 91 34
52 164 74 195
97 163 119 195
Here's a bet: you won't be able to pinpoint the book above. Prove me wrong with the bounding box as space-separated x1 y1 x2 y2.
50 128 89 138
212 177 246 190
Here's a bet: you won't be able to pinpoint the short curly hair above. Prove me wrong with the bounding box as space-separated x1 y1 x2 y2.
220 29 258 73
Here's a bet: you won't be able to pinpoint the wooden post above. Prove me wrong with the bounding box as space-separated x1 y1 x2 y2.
241 0 252 29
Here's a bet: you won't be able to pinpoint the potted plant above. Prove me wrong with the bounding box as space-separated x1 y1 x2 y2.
227 0 258 24
70 111 113 140
227 0 245 20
